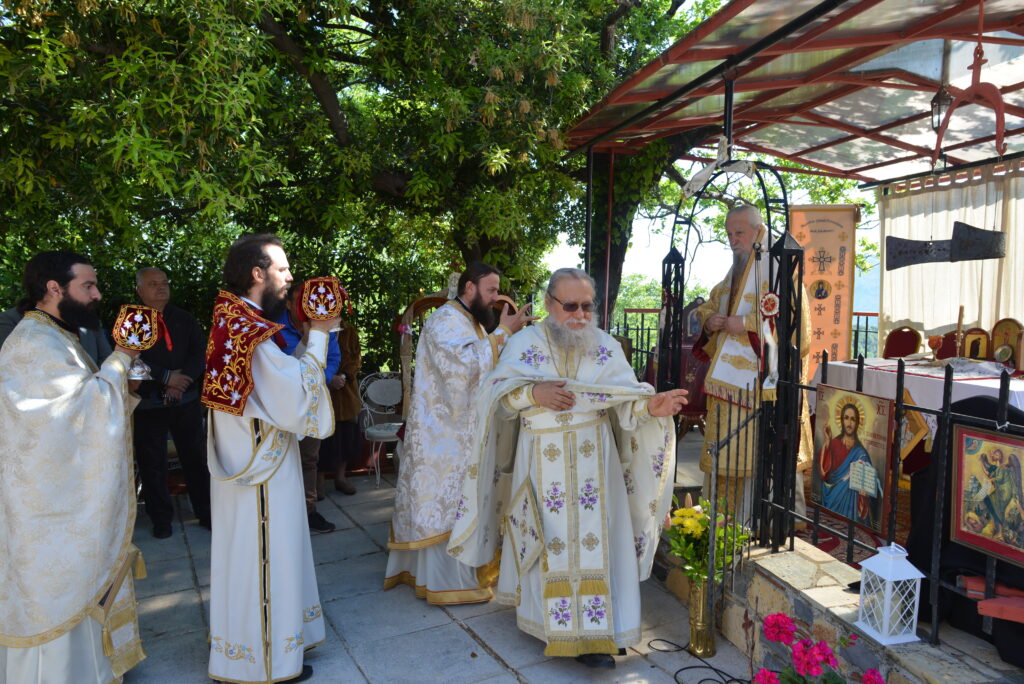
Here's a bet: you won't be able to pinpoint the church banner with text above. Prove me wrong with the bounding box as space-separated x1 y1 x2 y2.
789 205 859 369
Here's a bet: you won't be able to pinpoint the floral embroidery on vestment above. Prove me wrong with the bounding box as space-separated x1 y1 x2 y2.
303 605 322 622
211 637 256 663
519 345 548 369
544 482 566 513
201 291 282 416
578 478 599 510
548 598 572 627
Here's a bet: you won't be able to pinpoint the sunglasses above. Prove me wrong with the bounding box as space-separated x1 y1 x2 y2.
550 294 595 313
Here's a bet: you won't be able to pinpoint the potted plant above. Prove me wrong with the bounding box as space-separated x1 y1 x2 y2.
664 495 750 657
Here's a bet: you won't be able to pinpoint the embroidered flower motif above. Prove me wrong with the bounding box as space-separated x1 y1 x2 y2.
593 345 612 365
209 369 219 379
454 497 469 521
126 333 140 346
630 436 639 453
222 353 232 364
652 448 666 476
317 285 326 294
584 595 607 624
544 482 565 514
225 339 233 350
212 637 256 663
133 313 143 322
519 345 548 369
578 478 599 510
548 597 572 626
283 633 304 653
230 391 242 404
623 468 636 494
634 534 646 558
584 392 610 403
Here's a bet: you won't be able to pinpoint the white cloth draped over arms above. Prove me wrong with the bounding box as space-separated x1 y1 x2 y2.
0 312 145 683
386 301 510 603
206 329 334 684
447 322 676 656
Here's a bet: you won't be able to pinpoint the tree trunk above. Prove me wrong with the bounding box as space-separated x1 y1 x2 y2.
589 126 719 328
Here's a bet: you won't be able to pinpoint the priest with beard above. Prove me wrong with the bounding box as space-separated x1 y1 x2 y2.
0 251 146 684
201 234 337 684
385 262 536 603
447 268 688 668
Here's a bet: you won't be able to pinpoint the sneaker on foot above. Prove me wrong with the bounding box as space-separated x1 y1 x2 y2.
308 511 335 533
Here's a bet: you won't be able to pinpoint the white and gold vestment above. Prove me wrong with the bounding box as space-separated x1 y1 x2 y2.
695 242 812 519
385 300 510 603
202 293 334 684
0 311 145 684
448 321 675 656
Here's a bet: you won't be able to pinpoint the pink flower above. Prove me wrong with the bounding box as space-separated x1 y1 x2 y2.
863 668 885 684
813 640 838 669
763 613 797 645
791 639 824 677
753 669 779 684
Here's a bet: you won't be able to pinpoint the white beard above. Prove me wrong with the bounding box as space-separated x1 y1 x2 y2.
545 316 598 354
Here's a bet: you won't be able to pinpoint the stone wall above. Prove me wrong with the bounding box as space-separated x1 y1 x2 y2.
661 537 1023 683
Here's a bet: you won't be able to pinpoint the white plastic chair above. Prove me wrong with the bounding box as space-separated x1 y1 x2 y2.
358 372 403 487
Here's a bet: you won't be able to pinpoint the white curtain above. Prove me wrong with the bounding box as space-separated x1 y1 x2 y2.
878 161 1024 345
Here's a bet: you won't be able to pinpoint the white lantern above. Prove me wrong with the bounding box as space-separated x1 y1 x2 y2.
855 543 924 645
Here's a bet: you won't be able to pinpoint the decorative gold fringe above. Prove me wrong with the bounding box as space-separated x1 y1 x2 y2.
762 388 777 402
543 638 618 657
578 578 609 597
132 550 147 580
476 546 502 589
542 580 572 599
102 627 114 657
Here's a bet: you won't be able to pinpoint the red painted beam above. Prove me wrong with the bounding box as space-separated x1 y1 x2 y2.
799 111 968 165
736 140 872 181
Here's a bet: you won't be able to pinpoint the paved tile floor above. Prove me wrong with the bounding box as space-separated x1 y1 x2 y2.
125 441 750 684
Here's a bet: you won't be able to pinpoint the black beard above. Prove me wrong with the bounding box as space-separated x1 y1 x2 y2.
467 293 497 331
261 289 287 322
57 296 100 330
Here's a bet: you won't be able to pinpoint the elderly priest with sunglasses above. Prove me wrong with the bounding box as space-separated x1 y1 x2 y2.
447 268 688 669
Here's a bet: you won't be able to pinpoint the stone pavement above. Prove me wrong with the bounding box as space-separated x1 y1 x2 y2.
125 464 750 683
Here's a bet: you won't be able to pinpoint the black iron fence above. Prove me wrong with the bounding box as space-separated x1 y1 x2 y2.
852 311 879 358
754 349 1023 645
610 307 659 380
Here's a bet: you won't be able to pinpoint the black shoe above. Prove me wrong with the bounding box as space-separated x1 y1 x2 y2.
575 653 615 668
282 665 313 683
334 478 357 496
308 511 336 533
153 523 173 539
198 517 212 531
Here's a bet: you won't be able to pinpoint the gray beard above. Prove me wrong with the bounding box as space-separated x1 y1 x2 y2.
731 250 750 292
545 317 598 354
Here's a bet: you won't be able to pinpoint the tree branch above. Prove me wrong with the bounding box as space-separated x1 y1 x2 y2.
666 0 687 18
257 13 349 147
321 22 375 37
326 50 370 66
600 0 641 59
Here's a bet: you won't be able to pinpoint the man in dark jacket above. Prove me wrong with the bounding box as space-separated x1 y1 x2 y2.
134 267 211 538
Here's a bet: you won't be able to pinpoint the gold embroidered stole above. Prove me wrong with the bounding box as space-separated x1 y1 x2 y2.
520 407 618 656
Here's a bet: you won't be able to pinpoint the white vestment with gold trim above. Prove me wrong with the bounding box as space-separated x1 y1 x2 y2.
448 321 676 657
0 312 145 684
206 330 333 684
385 301 510 603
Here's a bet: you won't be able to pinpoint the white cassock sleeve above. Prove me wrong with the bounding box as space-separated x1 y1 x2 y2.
246 329 334 438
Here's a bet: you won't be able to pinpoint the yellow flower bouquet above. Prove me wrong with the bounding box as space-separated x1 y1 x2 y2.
664 495 749 583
